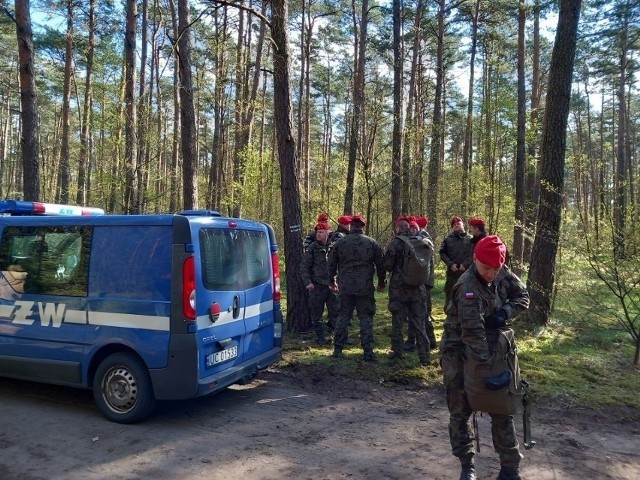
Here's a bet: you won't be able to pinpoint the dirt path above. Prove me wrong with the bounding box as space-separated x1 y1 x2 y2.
0 368 638 480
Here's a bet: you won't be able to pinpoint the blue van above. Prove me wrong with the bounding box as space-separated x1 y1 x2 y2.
0 200 283 423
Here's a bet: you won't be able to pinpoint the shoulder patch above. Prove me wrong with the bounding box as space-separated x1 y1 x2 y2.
465 292 475 299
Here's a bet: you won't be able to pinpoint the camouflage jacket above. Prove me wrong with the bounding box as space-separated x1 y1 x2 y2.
300 240 332 286
328 228 385 295
494 265 529 320
383 231 432 301
439 231 473 269
443 265 500 362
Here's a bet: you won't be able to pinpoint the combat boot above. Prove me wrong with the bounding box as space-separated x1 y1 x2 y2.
332 346 343 358
496 466 521 480
459 464 476 480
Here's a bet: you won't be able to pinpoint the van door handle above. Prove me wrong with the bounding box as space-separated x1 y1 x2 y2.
232 295 240 318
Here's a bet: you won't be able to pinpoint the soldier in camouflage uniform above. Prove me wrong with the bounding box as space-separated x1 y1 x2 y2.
405 217 438 351
301 222 339 345
440 235 529 480
384 218 432 364
328 215 386 362
439 216 473 310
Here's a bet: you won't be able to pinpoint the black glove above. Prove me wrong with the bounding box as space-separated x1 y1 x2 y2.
485 308 508 329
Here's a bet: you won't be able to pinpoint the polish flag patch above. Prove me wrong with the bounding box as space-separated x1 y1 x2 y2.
465 292 475 299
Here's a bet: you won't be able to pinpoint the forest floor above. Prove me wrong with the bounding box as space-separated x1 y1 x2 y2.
0 364 639 480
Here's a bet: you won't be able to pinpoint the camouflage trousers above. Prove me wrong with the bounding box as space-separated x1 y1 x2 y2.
406 287 436 346
444 270 464 310
307 282 339 337
333 292 376 353
389 299 430 362
440 346 522 468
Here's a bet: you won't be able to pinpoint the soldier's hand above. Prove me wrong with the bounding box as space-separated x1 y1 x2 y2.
459 264 466 272
451 264 459 272
485 308 508 329
305 283 314 291
329 281 338 293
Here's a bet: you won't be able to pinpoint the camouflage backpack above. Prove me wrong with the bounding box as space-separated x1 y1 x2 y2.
397 235 432 287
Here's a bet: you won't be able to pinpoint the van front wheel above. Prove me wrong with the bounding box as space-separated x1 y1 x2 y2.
93 352 156 424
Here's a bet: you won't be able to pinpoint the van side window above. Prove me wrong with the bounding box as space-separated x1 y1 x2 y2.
0 226 91 297
89 226 172 300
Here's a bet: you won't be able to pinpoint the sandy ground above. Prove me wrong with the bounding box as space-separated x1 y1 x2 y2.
0 367 638 480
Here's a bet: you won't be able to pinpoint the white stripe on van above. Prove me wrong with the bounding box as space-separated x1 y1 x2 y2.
64 309 87 324
0 304 15 317
196 299 274 329
88 312 170 331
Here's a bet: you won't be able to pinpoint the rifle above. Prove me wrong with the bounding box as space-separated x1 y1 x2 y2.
521 380 536 449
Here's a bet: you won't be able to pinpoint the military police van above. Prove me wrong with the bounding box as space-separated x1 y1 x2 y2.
0 200 283 423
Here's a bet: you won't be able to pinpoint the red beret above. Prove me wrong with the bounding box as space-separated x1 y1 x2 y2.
314 222 329 231
469 217 485 228
338 215 352 225
351 214 366 226
474 235 506 268
416 216 428 229
317 212 329 222
409 221 419 229
450 216 463 227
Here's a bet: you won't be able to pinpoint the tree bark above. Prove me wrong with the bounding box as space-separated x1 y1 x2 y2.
124 0 139 213
426 0 445 241
178 0 198 210
512 0 526 275
76 0 96 206
15 0 40 201
391 0 403 220
527 0 582 325
271 0 310 332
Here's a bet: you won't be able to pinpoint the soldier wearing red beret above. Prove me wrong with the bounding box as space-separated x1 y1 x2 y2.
441 235 529 480
439 216 473 310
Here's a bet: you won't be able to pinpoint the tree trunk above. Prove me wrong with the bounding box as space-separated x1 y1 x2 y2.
76 0 96 206
527 0 582 325
15 0 40 201
461 0 479 217
391 0 403 221
426 0 445 241
178 0 198 210
271 0 310 332
57 0 73 204
512 0 526 275
168 0 181 212
345 0 367 215
614 15 628 258
524 0 541 263
124 0 139 213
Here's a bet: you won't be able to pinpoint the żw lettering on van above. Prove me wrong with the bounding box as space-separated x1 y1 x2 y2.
10 300 67 328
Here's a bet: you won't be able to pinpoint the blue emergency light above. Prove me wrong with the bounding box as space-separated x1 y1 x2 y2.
0 200 105 216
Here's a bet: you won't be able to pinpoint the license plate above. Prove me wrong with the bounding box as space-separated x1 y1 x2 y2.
207 346 238 366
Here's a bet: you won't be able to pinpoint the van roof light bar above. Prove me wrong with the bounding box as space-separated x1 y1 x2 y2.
0 200 105 216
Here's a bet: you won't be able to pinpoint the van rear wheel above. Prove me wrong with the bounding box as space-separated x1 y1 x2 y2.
93 352 155 424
